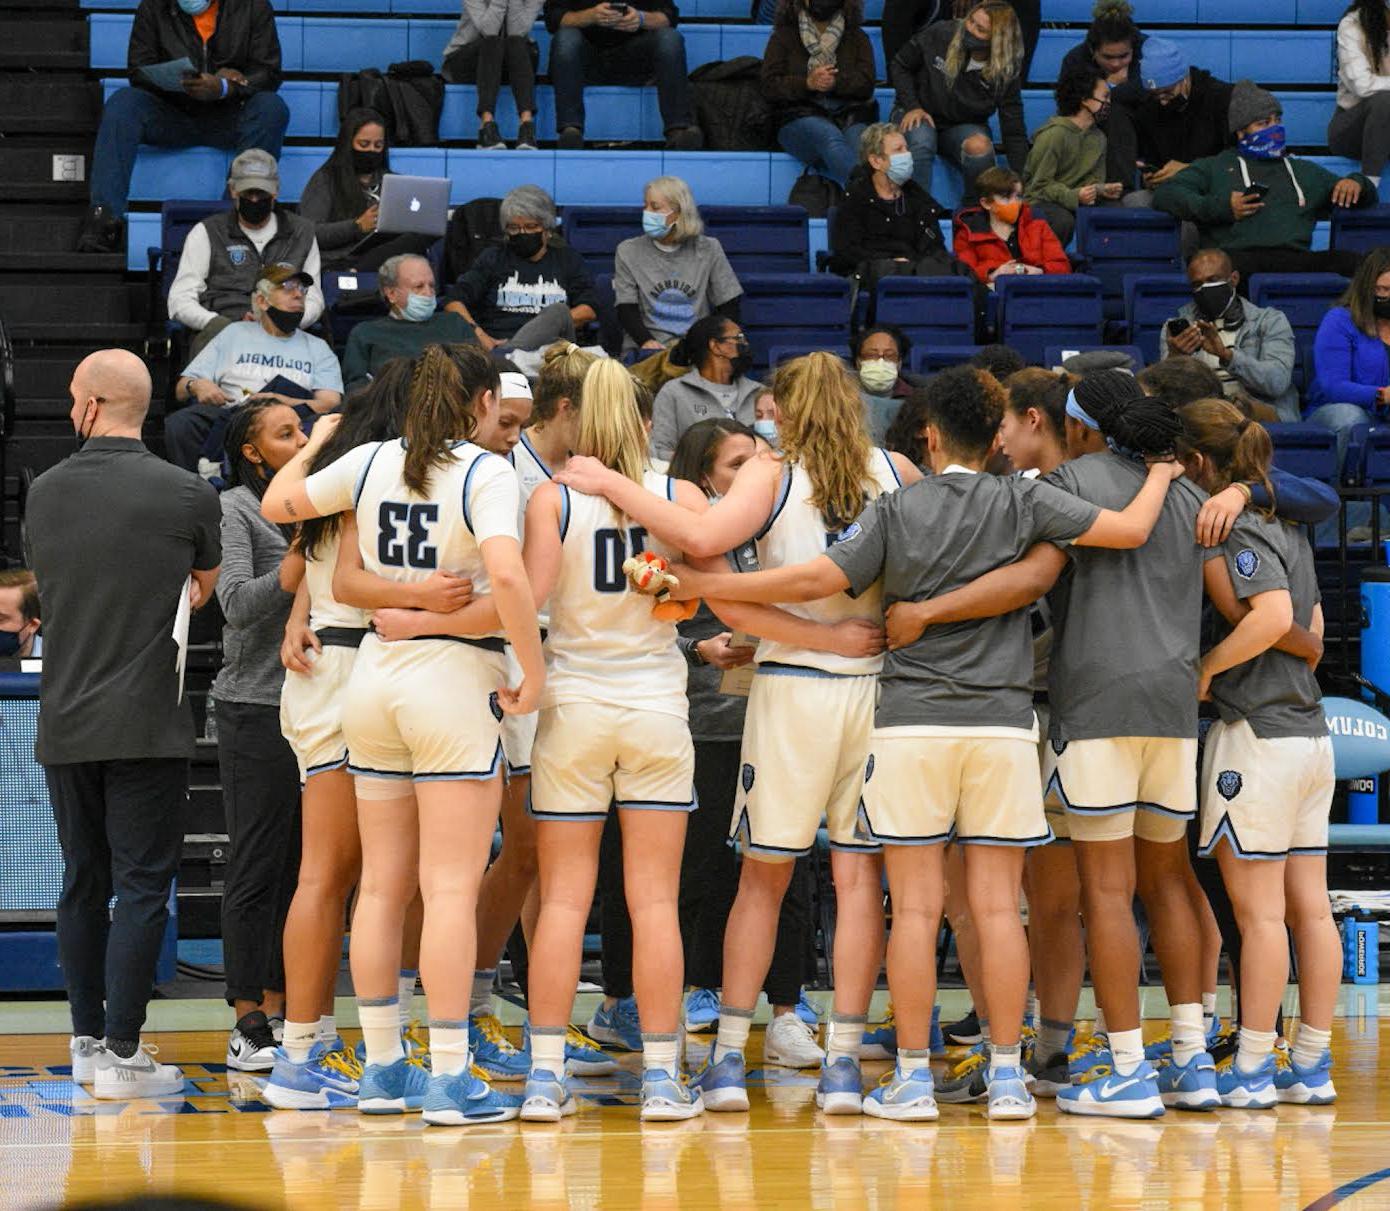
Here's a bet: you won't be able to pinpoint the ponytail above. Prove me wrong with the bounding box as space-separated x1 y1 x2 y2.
534 340 599 424
1074 370 1184 457
400 344 498 496
574 358 649 485
1176 397 1275 515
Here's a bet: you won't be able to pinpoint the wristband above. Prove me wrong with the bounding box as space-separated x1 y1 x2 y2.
219 76 229 97
637 8 645 25
1234 482 1253 504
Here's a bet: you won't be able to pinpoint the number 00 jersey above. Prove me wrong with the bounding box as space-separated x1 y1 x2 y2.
541 471 688 719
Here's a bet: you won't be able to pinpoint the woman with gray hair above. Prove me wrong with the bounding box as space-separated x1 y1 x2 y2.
612 175 743 351
443 185 599 351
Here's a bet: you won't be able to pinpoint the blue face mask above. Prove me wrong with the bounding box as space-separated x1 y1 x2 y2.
1238 123 1286 160
753 419 778 442
885 152 914 186
643 209 672 239
401 291 435 322
177 0 212 15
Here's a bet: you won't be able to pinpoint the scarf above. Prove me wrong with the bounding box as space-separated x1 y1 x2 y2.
798 8 844 70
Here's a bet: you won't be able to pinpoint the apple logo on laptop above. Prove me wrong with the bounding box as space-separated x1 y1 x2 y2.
409 197 421 212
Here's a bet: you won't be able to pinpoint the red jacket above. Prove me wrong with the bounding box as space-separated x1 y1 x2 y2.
952 204 1072 283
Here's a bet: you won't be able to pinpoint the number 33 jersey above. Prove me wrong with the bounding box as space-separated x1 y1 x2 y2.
304 438 520 641
541 472 688 720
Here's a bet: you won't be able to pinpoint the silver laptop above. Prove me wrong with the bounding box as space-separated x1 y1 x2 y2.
373 173 450 238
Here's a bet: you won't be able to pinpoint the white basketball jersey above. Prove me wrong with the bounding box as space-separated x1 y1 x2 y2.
510 431 558 630
753 447 902 676
304 530 368 632
540 469 688 718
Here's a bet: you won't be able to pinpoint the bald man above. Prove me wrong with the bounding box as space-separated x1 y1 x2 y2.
26 349 222 1099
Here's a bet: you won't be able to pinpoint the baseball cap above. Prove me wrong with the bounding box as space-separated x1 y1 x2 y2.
228 148 279 194
257 264 314 290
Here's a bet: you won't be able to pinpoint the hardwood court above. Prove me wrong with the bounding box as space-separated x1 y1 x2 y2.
3 1015 1390 1211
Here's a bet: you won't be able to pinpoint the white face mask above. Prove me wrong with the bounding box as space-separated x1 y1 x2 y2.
859 358 898 395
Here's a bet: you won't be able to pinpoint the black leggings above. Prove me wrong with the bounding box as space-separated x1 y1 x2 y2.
442 35 538 117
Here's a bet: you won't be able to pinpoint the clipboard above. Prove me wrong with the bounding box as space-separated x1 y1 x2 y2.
138 57 197 92
718 631 757 698
173 575 191 704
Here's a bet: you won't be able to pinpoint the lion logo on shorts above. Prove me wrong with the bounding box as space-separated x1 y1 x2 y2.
865 754 875 781
741 763 755 793
1217 770 1243 801
1234 549 1260 579
488 692 503 722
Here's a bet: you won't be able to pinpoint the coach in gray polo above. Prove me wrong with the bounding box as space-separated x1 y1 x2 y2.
26 349 221 1094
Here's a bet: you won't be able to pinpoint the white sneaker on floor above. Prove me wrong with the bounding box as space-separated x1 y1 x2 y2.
93 1044 184 1100
763 1011 826 1069
70 1036 106 1083
227 1013 279 1072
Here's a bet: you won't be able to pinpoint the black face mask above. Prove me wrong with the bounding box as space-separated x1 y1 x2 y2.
351 148 383 174
731 351 755 378
807 0 841 20
1193 280 1237 321
508 231 544 259
73 399 95 452
963 32 991 53
1089 101 1111 125
266 305 302 334
1374 298 1390 320
237 193 273 225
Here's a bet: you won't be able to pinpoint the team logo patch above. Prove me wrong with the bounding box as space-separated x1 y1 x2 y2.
741 762 755 793
227 245 249 266
488 692 503 722
865 753 875 782
836 522 862 543
1234 548 1260 579
1217 770 1243 801
1051 738 1067 756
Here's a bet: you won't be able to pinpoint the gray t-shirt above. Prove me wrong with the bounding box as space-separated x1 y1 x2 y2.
1209 514 1326 739
612 235 742 344
1044 452 1216 743
827 470 1099 729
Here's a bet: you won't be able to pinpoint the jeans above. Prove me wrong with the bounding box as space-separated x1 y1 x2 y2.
91 87 289 217
46 758 188 1043
217 697 301 1006
443 35 538 118
894 112 995 199
1030 200 1077 245
777 116 867 190
503 300 577 351
164 402 225 472
1328 93 1390 178
548 27 694 135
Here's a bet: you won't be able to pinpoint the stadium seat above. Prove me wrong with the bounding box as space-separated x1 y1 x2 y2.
1123 274 1192 364
1331 205 1390 254
1042 344 1145 370
1361 426 1390 486
766 343 844 368
1073 208 1182 320
995 275 1104 364
1265 422 1340 486
909 345 986 374
873 277 977 350
739 273 852 371
1247 273 1350 353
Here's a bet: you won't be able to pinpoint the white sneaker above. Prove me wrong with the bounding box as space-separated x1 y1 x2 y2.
70 1036 106 1083
93 1044 184 1100
227 1014 279 1072
763 1011 826 1070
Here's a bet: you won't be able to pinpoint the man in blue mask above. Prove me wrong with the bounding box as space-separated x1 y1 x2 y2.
0 570 41 664
78 0 290 254
1153 80 1371 282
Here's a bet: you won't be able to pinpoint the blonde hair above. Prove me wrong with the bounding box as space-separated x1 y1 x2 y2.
534 341 599 423
774 352 879 529
858 122 902 166
644 175 704 244
945 1 1024 87
575 358 649 485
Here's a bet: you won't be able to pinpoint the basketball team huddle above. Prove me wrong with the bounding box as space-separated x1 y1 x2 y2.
251 338 1340 1126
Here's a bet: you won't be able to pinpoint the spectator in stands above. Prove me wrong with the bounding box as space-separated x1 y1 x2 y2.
78 0 288 254
761 0 879 190
1308 246 1390 449
1330 0 1390 189
827 123 954 280
1153 83 1370 280
28 350 220 1098
1057 0 1144 187
614 176 742 350
168 151 323 359
1023 59 1126 243
854 324 917 443
544 0 701 150
881 0 1040 84
0 569 41 663
299 109 435 274
342 255 476 390
1137 352 1225 405
444 185 598 350
169 266 343 473
650 315 762 458
1158 248 1298 422
889 1 1026 201
954 165 1071 283
442 0 542 149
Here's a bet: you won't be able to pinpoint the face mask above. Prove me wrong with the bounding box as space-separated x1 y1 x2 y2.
990 198 1022 224
859 359 898 395
351 148 383 174
73 399 95 451
885 152 914 185
753 418 778 442
807 0 840 19
237 193 273 225
1192 280 1236 321
508 231 544 259
1374 298 1390 320
1088 100 1111 124
643 210 673 239
963 32 991 53
265 305 301 335
1238 123 1286 160
730 351 755 378
177 0 211 14
0 626 27 658
401 291 435 322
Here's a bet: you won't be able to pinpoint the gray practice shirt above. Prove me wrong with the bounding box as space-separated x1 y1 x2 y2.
827 470 1099 729
1044 452 1216 743
612 235 742 345
26 437 221 765
1209 513 1326 739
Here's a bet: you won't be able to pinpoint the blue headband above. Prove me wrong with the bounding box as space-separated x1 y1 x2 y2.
1065 389 1100 431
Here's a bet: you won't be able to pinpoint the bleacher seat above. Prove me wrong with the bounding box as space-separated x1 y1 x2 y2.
1042 344 1145 370
1331 206 1390 254
909 345 986 375
739 274 851 371
1266 422 1340 485
873 278 976 350
1361 426 1390 486
151 199 222 298
1124 274 1192 364
1248 273 1349 355
766 343 844 368
995 275 1104 364
1074 208 1182 320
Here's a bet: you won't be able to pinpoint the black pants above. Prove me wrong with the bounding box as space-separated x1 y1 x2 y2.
217 698 301 1006
324 231 438 275
1228 246 1363 285
46 758 187 1043
1329 93 1390 178
443 36 538 117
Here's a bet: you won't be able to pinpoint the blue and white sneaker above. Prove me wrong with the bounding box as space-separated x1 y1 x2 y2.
1144 1015 1224 1062
1275 1048 1336 1105
1215 1054 1278 1109
358 1057 430 1114
640 1069 704 1121
987 1065 1037 1120
690 1051 749 1112
1156 1050 1219 1111
422 1068 522 1125
1057 1060 1164 1119
468 1012 529 1081
860 1005 896 1060
262 1042 359 1110
587 997 642 1052
519 1068 577 1121
863 1064 938 1121
1069 1033 1112 1080
684 988 720 1033
815 1056 864 1115
518 1024 618 1076
794 991 820 1028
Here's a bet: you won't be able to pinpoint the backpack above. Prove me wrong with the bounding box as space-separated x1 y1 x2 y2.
337 61 444 146
443 197 504 283
788 169 845 218
689 57 773 152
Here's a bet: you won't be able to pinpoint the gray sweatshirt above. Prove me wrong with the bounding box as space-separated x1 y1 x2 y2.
211 486 294 707
443 0 544 54
651 368 763 460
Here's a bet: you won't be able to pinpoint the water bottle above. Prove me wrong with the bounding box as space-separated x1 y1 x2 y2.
1343 911 1380 984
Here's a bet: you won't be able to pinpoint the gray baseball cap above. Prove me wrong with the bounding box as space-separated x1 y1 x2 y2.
228 148 279 194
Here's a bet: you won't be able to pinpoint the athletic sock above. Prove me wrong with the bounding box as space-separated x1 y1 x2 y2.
1025 990 1039 1027
530 1026 566 1077
107 1037 138 1060
1170 1002 1205 1066
1292 1024 1332 1070
1235 1026 1277 1074
397 970 418 1027
713 1007 753 1063
1109 1028 1145 1076
317 1014 337 1044
1039 1018 1072 1064
1094 1008 1108 1037
1201 992 1218 1034
470 969 496 1018
989 1043 1022 1078
283 1019 319 1064
825 1014 866 1067
359 999 405 1067
430 1021 471 1077
979 1017 991 1048
898 1046 931 1074
643 1033 680 1076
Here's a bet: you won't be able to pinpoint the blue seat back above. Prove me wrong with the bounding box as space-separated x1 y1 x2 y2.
1247 273 1349 346
996 274 1104 364
767 343 846 369
559 206 638 277
1124 274 1192 363
159 199 224 298
740 273 852 371
1074 208 1182 319
874 277 976 349
1363 425 1390 485
909 344 985 374
1330 205 1390 254
1266 421 1339 485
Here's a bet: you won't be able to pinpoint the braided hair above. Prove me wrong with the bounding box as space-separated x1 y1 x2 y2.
1073 369 1184 457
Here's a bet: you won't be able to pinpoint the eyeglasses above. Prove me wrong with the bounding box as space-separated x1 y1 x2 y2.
276 281 308 295
717 334 750 348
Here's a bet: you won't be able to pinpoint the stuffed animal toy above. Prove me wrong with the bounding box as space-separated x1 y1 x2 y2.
623 552 699 621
